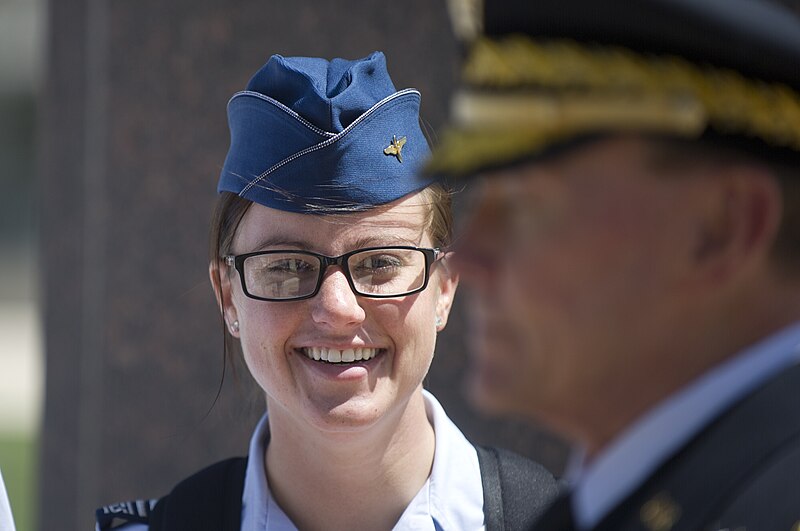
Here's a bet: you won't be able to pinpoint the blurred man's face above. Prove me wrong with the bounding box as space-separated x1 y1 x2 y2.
455 136 703 437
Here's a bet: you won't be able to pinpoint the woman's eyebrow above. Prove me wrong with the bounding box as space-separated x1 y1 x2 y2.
244 231 425 254
247 236 310 252
351 234 422 249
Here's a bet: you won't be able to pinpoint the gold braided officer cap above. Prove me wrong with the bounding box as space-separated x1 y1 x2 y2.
428 0 800 178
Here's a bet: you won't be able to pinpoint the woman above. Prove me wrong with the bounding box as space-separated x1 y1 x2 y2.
96 51 557 531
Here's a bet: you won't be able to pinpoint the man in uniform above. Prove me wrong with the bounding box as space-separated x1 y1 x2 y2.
428 0 800 529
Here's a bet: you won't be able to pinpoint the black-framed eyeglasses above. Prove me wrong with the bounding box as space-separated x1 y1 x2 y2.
224 246 443 301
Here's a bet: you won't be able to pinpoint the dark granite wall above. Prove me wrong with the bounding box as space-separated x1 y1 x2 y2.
39 1 567 529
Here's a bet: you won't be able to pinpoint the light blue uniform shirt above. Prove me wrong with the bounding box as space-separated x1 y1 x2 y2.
110 390 485 531
566 322 800 530
241 389 485 531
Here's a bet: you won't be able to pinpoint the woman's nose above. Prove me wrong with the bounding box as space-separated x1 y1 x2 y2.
310 267 366 328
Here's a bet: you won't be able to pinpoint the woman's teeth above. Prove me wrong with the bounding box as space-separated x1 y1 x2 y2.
302 347 380 363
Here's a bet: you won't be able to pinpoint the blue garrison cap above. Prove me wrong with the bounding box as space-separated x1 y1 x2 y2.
218 51 434 212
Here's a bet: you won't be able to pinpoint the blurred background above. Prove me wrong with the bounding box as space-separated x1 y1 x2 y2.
0 0 43 530
0 1 568 530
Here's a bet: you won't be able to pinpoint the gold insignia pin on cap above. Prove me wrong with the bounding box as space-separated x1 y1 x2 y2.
384 135 407 162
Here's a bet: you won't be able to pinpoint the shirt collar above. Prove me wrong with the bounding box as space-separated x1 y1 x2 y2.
420 389 485 530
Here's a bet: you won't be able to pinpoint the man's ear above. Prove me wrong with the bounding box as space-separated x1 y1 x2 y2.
692 165 782 284
434 253 460 332
209 260 240 338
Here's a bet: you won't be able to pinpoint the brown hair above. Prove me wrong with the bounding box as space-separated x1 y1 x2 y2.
208 183 454 365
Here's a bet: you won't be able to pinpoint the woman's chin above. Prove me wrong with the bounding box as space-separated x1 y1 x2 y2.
301 393 392 434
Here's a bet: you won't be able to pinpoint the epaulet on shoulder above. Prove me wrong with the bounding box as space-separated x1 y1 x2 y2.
95 499 158 530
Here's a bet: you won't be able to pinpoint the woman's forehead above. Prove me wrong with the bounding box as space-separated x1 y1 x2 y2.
235 193 431 252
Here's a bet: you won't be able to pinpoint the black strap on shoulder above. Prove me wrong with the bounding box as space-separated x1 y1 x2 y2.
150 456 247 531
475 445 560 531
476 445 505 530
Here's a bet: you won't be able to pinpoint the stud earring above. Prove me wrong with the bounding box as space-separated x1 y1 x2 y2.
230 320 239 333
435 316 443 328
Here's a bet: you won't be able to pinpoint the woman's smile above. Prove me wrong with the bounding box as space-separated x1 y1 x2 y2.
299 346 384 363
293 346 390 381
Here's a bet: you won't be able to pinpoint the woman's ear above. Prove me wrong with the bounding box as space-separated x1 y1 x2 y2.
209 260 240 338
434 252 460 332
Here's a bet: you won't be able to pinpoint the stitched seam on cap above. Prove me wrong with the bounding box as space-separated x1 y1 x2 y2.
228 91 336 138
240 88 421 196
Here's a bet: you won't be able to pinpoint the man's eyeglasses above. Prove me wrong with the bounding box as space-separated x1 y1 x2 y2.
224 246 443 301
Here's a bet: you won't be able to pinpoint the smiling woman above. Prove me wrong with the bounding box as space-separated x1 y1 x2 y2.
217 193 452 445
95 52 557 531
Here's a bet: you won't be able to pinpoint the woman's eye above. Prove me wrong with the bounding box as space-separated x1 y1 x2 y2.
355 255 403 273
264 258 315 274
